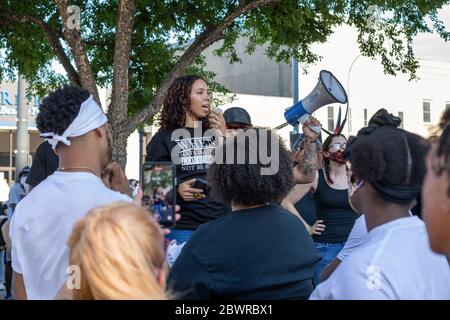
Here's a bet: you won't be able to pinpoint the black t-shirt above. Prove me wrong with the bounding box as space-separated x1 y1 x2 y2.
146 128 225 230
312 170 357 243
294 191 317 226
26 141 59 187
168 204 321 300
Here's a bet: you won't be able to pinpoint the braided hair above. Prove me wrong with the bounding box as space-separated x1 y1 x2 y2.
344 112 430 204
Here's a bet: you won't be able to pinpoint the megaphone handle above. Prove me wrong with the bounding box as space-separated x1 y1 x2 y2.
299 114 321 134
273 122 290 130
309 125 322 134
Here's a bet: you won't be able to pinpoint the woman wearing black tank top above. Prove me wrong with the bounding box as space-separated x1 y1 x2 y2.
283 134 358 285
311 134 357 285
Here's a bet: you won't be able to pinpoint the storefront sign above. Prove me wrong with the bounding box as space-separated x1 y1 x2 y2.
0 90 40 117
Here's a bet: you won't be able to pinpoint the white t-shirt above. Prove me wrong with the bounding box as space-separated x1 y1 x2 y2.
337 214 368 261
337 212 414 262
10 171 132 300
310 216 450 300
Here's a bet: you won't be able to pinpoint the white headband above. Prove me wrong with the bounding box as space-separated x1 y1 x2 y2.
40 95 108 150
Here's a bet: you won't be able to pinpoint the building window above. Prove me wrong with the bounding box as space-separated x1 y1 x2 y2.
327 106 334 132
363 108 368 127
398 112 404 129
423 101 431 123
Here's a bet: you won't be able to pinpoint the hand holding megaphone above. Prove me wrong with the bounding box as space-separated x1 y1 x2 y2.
209 107 226 137
274 70 348 133
302 117 322 141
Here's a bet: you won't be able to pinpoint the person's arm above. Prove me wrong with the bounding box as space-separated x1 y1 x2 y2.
2 219 11 251
282 173 323 235
293 118 321 184
12 272 27 300
319 215 368 282
281 198 324 235
168 250 211 299
101 162 131 197
284 173 318 206
319 258 342 283
177 178 204 202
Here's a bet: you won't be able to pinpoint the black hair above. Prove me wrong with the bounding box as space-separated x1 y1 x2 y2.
36 85 91 135
345 113 430 204
322 134 347 184
433 123 450 196
208 127 293 206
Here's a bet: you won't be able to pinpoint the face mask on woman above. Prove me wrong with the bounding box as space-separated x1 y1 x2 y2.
328 150 346 165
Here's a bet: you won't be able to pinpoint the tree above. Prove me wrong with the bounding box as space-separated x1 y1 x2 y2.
1 0 449 167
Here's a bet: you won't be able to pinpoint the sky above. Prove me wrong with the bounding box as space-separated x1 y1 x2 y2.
413 5 450 63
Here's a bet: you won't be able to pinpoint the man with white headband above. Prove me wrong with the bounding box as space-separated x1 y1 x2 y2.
10 86 132 300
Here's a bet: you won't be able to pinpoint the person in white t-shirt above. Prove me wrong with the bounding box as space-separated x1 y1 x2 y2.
310 112 450 300
10 86 132 300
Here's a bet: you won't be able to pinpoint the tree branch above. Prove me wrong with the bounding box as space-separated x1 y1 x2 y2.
108 0 136 123
184 2 216 30
54 0 101 106
0 13 81 86
129 0 281 133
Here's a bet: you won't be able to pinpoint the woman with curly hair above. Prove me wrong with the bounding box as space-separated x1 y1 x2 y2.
146 75 226 245
168 127 321 299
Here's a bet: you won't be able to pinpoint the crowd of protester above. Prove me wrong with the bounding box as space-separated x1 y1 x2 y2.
1 74 449 300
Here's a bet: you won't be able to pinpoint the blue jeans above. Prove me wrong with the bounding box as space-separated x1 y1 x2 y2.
313 242 344 286
165 230 194 244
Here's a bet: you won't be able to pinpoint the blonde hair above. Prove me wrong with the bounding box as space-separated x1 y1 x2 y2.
68 202 168 300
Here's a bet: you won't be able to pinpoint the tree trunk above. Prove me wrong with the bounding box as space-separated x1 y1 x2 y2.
111 123 130 170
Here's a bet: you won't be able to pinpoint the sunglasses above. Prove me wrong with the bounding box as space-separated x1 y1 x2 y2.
328 143 347 152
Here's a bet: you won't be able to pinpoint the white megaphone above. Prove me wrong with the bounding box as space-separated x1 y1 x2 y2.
275 70 348 132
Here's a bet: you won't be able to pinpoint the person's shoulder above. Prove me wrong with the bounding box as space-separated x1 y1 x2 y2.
90 181 132 202
272 204 309 225
34 141 54 159
150 129 175 140
184 216 231 248
36 141 51 152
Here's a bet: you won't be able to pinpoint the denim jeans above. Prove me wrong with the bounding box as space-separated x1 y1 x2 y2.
165 229 194 245
313 242 345 286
